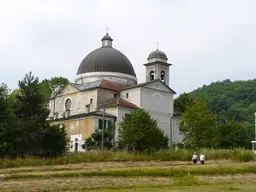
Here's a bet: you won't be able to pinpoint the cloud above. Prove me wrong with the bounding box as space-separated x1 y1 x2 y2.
0 0 255 95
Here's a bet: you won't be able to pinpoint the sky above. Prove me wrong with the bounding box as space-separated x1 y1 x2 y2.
0 0 255 96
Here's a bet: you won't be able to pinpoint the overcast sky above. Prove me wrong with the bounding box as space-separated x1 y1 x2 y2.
0 0 255 96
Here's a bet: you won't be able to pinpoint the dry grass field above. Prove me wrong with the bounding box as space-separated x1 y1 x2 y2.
0 160 256 192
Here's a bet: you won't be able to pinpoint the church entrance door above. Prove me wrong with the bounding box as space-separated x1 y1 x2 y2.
75 143 78 152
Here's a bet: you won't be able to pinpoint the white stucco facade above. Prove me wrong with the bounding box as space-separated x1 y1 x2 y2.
171 116 184 144
117 80 179 145
70 134 83 152
104 107 133 142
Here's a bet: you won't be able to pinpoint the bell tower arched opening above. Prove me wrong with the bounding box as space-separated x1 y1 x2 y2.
150 71 155 81
160 70 165 82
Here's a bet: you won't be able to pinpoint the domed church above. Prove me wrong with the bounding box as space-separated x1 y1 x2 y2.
48 33 183 152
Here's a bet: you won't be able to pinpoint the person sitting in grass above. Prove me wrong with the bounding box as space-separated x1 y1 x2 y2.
192 152 198 164
200 153 205 165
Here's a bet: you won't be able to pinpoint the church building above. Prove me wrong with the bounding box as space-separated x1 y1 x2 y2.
47 33 183 152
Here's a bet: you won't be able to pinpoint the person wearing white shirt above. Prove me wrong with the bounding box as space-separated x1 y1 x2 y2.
200 153 205 165
192 152 197 164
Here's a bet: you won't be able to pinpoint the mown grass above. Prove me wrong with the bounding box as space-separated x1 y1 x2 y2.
1 175 256 192
1 162 256 192
0 148 254 168
1 174 256 192
2 164 256 180
84 184 256 192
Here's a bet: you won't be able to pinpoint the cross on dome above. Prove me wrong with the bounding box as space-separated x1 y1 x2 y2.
156 41 159 51
105 26 110 35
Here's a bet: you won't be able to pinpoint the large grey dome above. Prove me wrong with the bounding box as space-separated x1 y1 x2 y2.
147 50 168 60
77 34 136 77
77 47 136 76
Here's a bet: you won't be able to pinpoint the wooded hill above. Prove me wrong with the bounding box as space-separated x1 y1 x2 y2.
189 79 256 123
174 79 256 149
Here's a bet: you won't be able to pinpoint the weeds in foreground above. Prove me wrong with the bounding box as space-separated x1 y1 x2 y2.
0 149 254 168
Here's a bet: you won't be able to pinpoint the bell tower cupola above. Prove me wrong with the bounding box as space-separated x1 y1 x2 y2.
144 44 172 86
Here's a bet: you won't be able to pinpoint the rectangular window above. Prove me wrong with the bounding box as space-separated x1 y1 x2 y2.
98 119 108 129
90 98 93 104
126 93 129 98
104 120 107 129
108 120 112 128
98 119 103 129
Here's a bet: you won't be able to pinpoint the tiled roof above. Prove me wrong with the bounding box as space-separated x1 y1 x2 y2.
99 79 127 91
98 98 139 109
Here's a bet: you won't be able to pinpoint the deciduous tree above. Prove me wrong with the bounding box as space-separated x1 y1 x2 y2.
118 109 168 152
179 98 218 148
174 93 194 114
82 125 115 150
218 120 252 149
40 77 69 98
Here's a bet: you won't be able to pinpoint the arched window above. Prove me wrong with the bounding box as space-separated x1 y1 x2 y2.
65 98 71 111
161 71 165 82
150 71 154 81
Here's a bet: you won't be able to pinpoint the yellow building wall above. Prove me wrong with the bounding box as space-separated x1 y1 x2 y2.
53 116 95 140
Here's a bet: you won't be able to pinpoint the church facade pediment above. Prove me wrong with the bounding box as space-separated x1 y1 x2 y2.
143 80 175 93
57 84 79 97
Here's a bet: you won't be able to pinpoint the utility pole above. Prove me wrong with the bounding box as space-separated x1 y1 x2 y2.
101 95 106 149
170 115 173 146
255 112 256 141
53 92 56 119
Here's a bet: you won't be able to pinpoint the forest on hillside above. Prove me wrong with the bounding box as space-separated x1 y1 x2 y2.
190 79 256 123
174 79 256 149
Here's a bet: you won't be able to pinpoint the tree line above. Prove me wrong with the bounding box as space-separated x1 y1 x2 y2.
0 72 69 157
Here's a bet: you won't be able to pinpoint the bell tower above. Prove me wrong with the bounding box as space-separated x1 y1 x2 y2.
144 46 172 86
